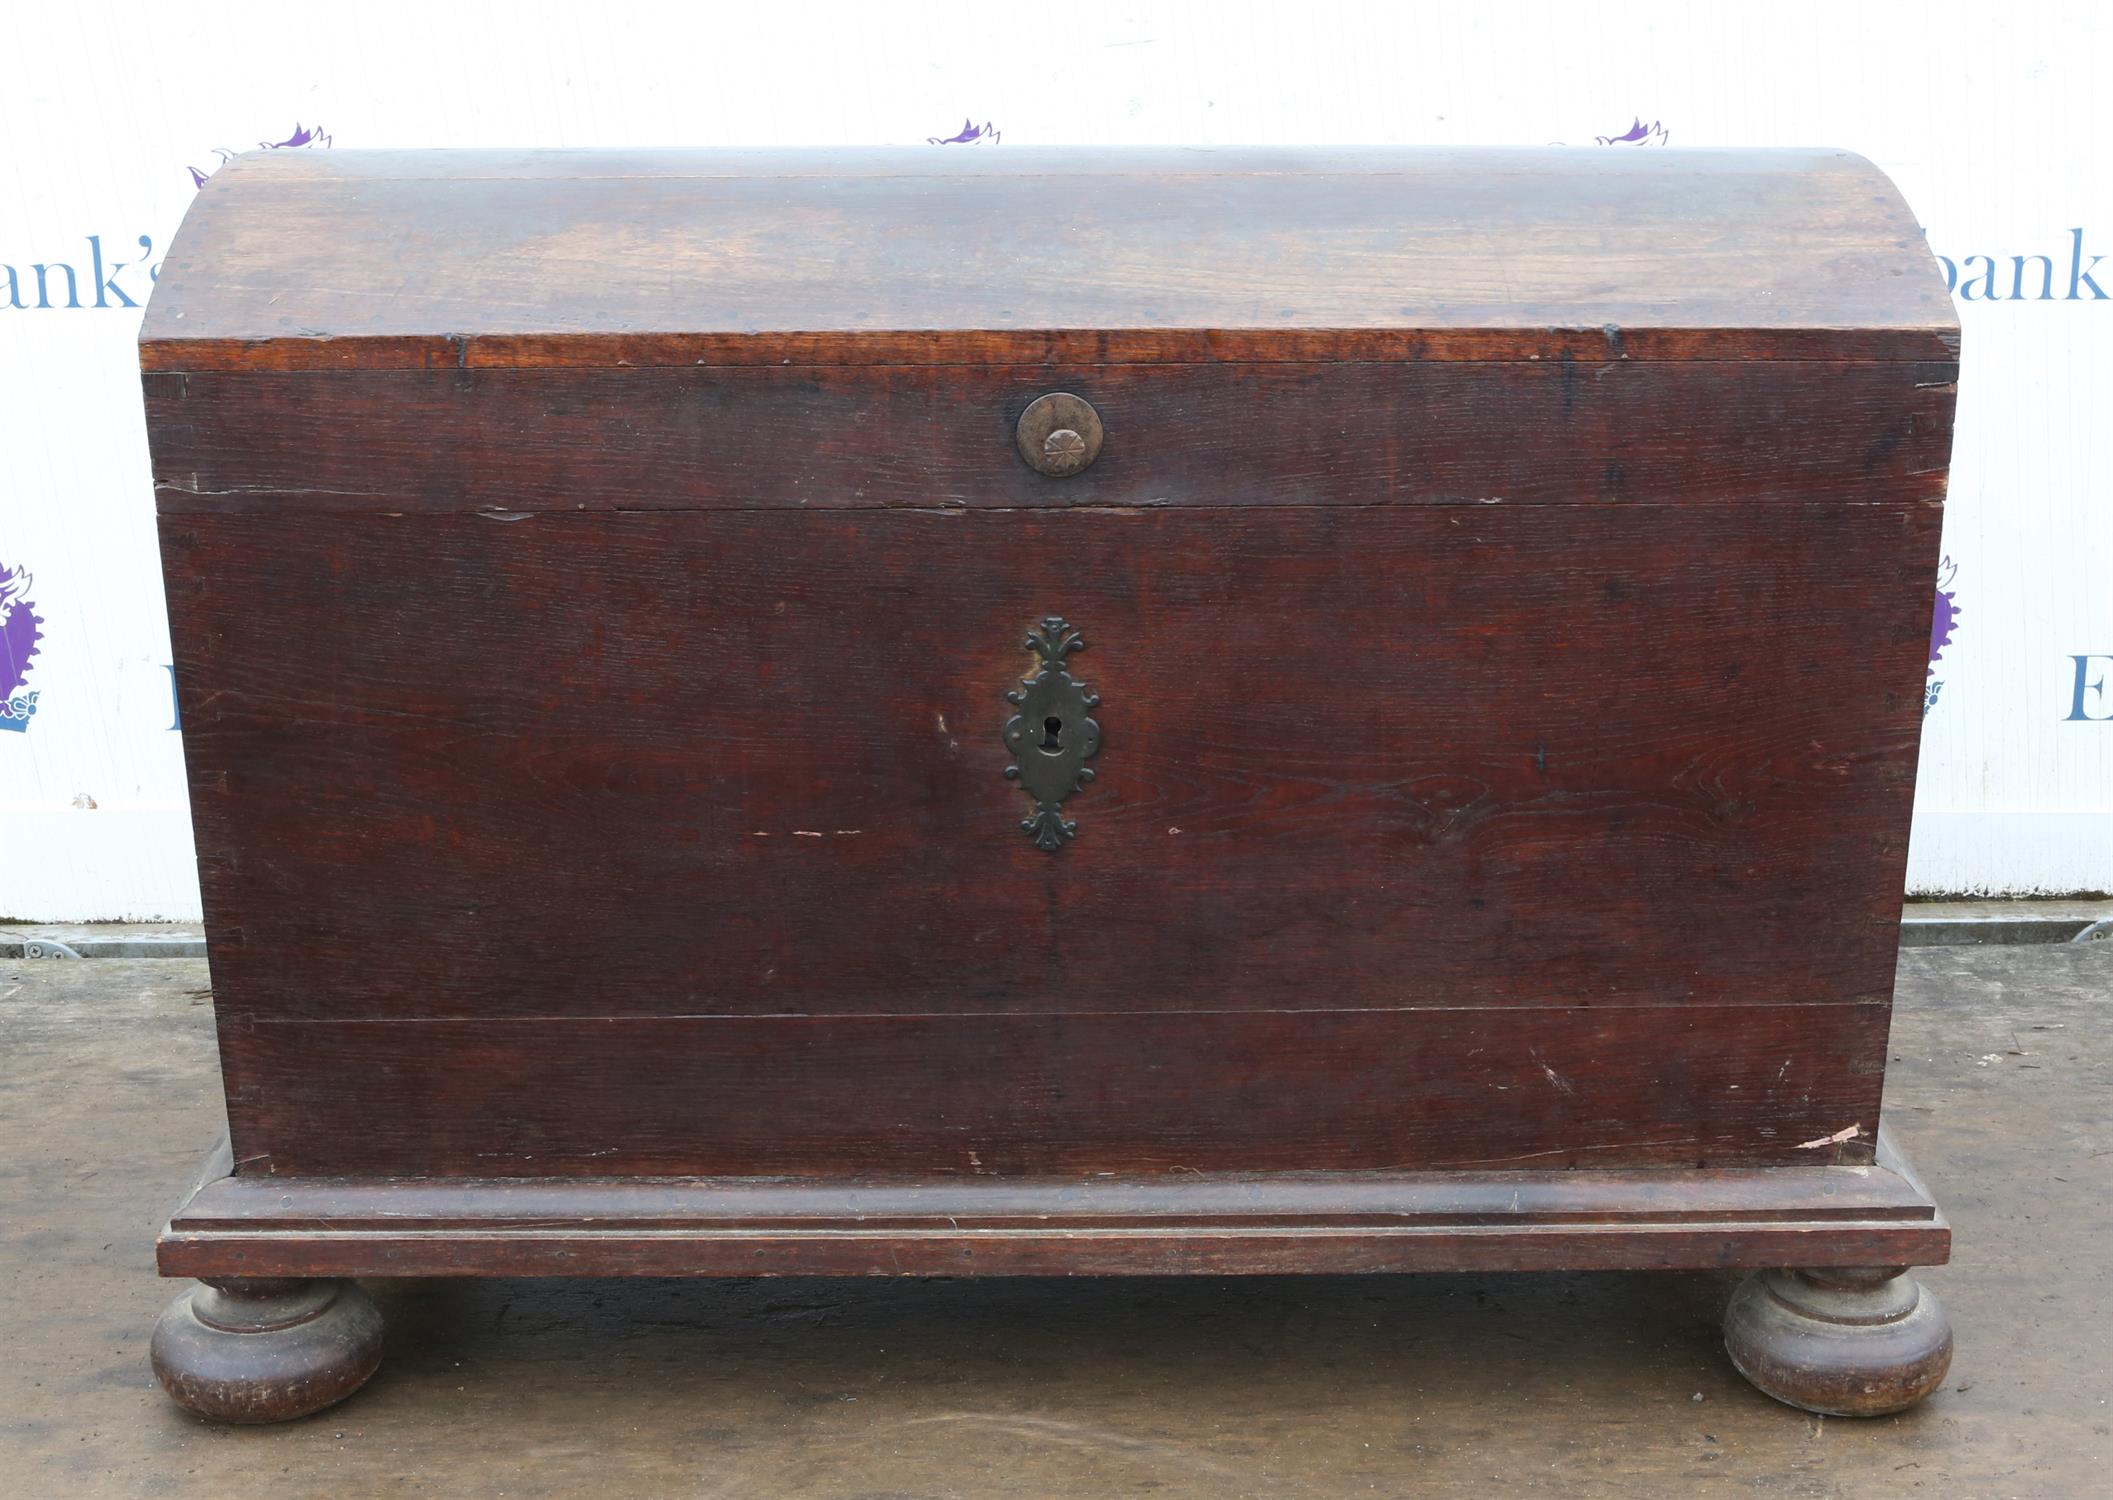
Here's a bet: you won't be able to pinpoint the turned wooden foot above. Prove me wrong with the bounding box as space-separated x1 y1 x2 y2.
1724 1266 1952 1416
151 1277 384 1423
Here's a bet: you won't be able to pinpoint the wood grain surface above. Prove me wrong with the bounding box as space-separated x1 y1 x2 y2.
209 1003 1890 1177
144 360 1957 515
138 146 1958 370
157 1127 1945 1279
166 492 1931 1177
163 498 1935 1031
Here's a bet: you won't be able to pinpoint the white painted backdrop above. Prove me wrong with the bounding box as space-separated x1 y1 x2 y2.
1 0 2107 919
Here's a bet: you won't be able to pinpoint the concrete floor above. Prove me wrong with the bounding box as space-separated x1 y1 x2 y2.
1 946 2108 1499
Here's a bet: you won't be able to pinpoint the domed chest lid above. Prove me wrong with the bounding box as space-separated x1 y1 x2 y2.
141 145 1956 373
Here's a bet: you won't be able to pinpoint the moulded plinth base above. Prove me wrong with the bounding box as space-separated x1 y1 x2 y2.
150 1129 1952 1422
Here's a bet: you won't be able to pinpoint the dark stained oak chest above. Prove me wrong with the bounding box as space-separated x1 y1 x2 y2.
141 146 1960 1423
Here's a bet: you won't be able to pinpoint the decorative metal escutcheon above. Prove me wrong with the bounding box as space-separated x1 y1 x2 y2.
1003 616 1102 851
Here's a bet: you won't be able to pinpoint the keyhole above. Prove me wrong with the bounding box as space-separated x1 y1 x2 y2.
1039 716 1064 752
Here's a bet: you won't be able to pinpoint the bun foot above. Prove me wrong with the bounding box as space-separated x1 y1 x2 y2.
151 1277 383 1423
1725 1266 1952 1417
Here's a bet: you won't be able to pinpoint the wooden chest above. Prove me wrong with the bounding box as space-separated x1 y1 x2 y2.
142 147 1959 1422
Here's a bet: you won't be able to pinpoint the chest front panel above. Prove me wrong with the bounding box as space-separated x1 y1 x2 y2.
155 356 1945 1178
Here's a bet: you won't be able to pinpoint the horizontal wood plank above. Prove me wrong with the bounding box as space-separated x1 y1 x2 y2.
157 1223 1954 1279
173 1144 1944 1231
138 327 1963 374
211 1004 1891 1177
144 361 1957 515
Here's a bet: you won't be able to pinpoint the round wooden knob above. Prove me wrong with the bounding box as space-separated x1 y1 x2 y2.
1017 393 1103 478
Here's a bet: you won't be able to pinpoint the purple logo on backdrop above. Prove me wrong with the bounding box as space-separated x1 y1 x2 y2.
1597 117 1670 146
0 563 44 733
188 122 333 189
928 118 1000 145
1926 556 1961 716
